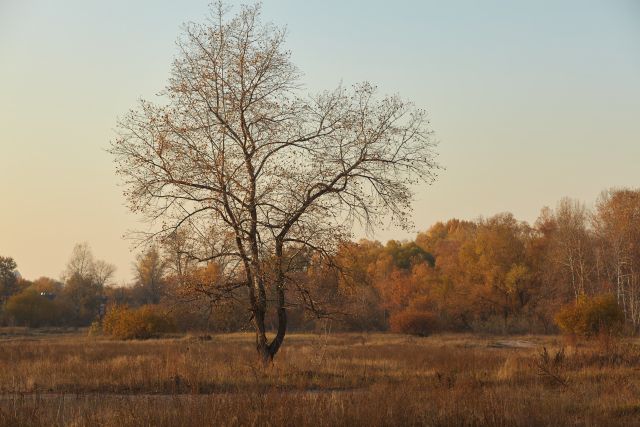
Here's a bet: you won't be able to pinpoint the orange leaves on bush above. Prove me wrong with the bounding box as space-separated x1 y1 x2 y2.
555 294 624 338
389 310 438 336
103 305 176 340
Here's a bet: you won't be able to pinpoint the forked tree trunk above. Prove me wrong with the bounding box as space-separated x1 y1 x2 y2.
253 245 288 364
254 297 287 364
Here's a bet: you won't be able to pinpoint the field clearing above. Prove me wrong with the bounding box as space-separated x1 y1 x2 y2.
1 331 639 426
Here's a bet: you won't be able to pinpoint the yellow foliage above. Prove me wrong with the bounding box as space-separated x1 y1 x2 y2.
555 294 624 338
5 290 63 327
103 305 175 340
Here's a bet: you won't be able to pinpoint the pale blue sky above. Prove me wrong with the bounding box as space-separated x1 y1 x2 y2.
1 1 639 282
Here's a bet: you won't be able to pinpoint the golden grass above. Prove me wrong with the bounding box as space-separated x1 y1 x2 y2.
0 332 639 426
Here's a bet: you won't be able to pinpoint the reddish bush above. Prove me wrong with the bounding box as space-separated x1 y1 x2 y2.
389 310 438 336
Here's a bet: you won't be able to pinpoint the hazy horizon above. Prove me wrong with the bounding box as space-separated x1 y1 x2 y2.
2 0 639 283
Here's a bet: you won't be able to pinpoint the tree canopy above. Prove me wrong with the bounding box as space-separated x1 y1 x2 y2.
110 3 438 361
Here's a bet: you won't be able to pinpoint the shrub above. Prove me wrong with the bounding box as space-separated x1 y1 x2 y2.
4 290 64 327
87 320 102 337
103 305 175 340
389 309 438 336
555 294 624 338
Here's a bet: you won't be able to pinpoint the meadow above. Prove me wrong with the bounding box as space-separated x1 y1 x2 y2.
0 331 639 426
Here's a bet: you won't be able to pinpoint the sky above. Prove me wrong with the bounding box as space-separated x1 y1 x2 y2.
1 0 639 283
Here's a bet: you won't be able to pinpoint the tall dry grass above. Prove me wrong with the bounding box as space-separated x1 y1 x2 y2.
0 331 639 426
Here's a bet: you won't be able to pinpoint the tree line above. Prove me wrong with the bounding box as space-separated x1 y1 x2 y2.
1 187 638 335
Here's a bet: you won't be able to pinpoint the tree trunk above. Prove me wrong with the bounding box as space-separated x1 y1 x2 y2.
253 298 287 364
250 276 270 363
254 309 271 364
269 286 287 357
253 243 288 364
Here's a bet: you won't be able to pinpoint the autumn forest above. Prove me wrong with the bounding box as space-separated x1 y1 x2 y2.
2 188 638 340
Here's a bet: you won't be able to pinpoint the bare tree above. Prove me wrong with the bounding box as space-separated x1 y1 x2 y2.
63 243 95 281
61 243 116 325
548 198 595 301
593 189 640 329
93 260 117 288
63 242 116 286
133 247 167 304
110 3 438 361
0 256 19 304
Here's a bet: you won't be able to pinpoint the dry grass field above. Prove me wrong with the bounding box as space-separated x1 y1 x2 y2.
0 331 639 426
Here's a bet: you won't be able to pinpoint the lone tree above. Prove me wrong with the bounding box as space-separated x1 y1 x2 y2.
0 256 19 303
111 3 438 362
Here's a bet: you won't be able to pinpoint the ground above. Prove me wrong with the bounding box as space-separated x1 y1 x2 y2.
0 329 639 426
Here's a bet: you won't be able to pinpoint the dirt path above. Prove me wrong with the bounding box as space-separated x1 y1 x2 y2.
488 339 536 349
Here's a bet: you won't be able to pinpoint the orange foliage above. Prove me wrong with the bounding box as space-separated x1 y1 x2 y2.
389 310 438 336
555 294 624 338
103 305 176 340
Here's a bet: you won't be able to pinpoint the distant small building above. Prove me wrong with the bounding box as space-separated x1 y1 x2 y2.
40 292 56 301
